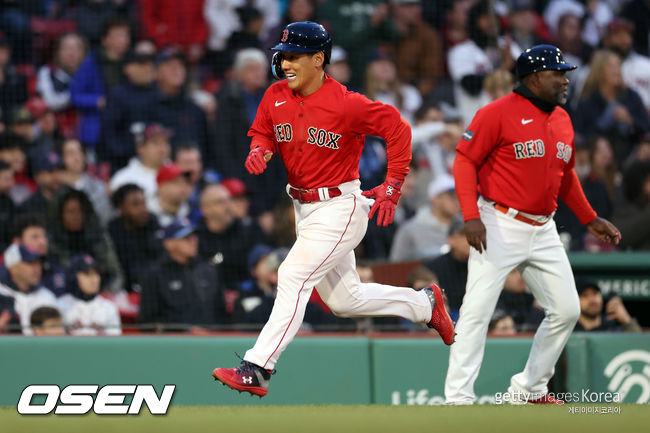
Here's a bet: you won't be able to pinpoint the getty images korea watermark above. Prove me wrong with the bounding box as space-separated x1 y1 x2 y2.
495 389 622 412
17 384 176 415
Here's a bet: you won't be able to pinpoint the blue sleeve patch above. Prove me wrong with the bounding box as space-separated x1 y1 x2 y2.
462 129 474 141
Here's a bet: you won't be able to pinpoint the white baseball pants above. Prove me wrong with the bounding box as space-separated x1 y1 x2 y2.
445 197 581 403
244 180 432 370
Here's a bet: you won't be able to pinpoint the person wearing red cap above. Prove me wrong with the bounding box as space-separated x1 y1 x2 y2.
150 163 192 226
109 122 172 206
221 177 251 220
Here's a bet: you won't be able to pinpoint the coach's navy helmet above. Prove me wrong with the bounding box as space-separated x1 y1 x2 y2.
271 21 332 78
516 44 577 79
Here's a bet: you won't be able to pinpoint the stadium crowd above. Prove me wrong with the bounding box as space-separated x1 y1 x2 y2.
0 0 648 335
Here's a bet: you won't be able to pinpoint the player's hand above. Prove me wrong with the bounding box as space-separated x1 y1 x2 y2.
605 296 631 325
362 177 403 227
245 147 273 175
464 218 487 253
586 217 621 245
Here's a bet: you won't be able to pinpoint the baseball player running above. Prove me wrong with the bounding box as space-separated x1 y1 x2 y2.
445 45 621 405
212 21 455 397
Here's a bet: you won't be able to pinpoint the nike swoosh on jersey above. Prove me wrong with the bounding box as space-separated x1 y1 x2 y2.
521 118 533 125
275 101 287 107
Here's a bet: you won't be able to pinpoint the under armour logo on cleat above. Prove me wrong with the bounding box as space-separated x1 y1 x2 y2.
242 376 253 384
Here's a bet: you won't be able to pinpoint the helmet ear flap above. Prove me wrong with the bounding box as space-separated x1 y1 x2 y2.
271 52 284 80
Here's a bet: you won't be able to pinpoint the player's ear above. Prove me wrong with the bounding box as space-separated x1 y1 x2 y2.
313 52 324 68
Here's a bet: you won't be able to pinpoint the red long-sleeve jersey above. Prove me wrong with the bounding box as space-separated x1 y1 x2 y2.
248 74 411 189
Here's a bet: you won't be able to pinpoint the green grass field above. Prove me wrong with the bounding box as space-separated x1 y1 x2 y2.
1 404 648 433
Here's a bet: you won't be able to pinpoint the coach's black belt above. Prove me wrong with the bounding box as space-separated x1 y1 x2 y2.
288 186 342 203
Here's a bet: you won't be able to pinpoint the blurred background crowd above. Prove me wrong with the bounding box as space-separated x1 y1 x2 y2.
0 0 648 336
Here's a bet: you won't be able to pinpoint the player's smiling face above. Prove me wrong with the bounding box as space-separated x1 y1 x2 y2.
281 51 325 96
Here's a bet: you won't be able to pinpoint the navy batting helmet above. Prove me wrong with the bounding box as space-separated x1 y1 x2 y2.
516 45 577 79
270 21 332 79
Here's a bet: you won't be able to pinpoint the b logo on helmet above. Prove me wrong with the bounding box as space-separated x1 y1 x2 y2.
281 29 289 42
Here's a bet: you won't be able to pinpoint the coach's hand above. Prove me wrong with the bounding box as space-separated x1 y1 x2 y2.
362 177 403 227
465 218 487 254
245 147 273 175
586 217 621 245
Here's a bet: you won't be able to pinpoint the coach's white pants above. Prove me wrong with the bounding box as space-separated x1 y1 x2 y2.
244 180 432 370
445 197 580 403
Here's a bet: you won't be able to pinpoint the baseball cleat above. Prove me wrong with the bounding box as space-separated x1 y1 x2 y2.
212 360 273 397
424 283 456 345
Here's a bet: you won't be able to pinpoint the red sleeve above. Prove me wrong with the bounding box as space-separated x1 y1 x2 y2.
346 92 411 180
558 169 597 225
456 105 501 166
247 90 277 154
454 152 480 221
139 0 164 47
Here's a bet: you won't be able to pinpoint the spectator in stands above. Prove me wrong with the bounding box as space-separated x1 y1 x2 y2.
364 53 422 125
110 122 172 206
390 174 460 262
423 216 468 318
11 214 67 297
243 246 332 329
621 0 650 56
0 34 28 129
58 138 112 225
197 183 262 289
101 49 156 171
0 161 15 251
602 19 650 115
18 151 64 218
30 306 66 336
264 0 317 53
150 163 192 227
108 183 163 293
150 46 208 165
23 97 63 166
72 0 123 47
389 0 444 97
140 0 208 64
0 244 58 334
174 142 220 223
58 254 121 335
0 132 34 204
555 137 614 251
447 0 516 126
613 160 650 250
495 269 544 332
554 12 592 69
325 46 354 91
7 106 37 148
226 6 265 55
138 218 226 328
221 177 252 222
70 17 131 157
37 32 87 112
214 48 285 216
483 69 515 102
317 0 399 90
505 0 547 54
573 50 649 166
574 280 642 332
49 188 124 292
488 310 517 336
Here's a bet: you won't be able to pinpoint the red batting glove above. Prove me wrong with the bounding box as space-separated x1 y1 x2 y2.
245 147 273 175
361 177 404 227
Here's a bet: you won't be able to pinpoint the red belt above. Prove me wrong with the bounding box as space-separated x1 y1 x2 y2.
288 186 342 203
494 203 549 226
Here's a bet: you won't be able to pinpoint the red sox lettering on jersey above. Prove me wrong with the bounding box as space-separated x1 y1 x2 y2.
248 74 410 189
457 92 576 216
